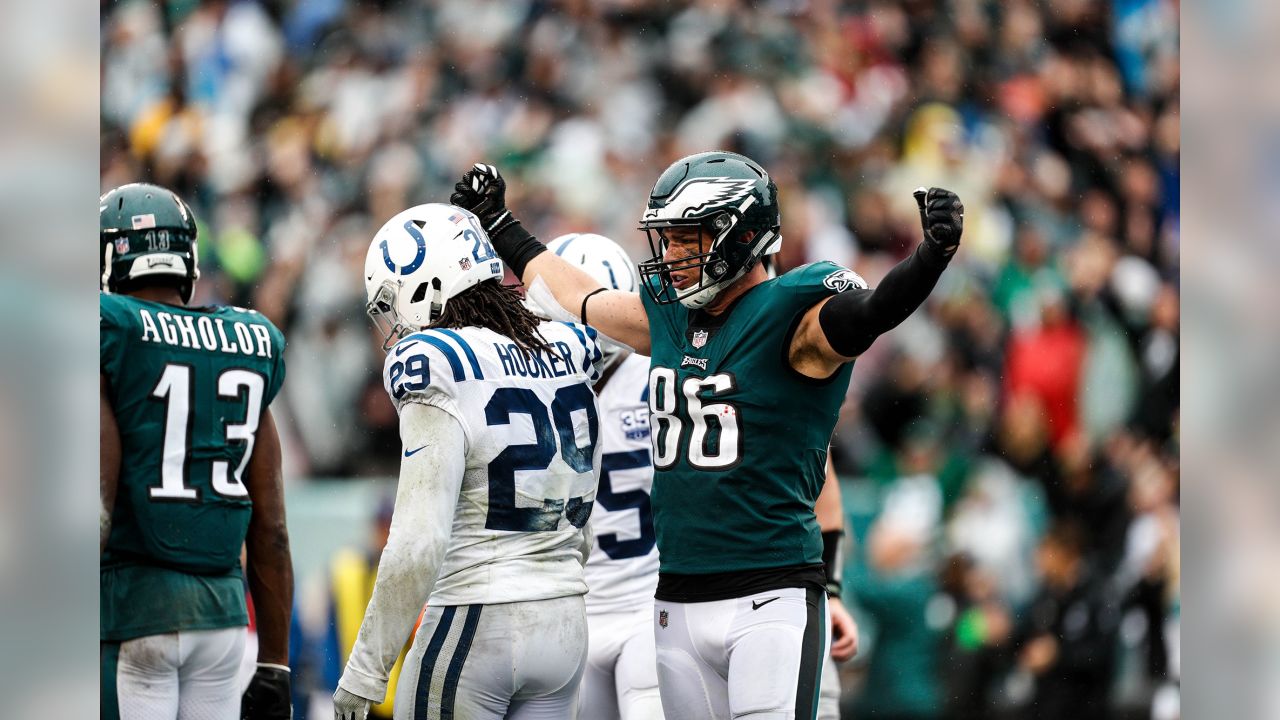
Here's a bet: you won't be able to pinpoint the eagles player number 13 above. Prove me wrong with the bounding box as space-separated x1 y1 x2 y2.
150 363 264 500
648 368 741 470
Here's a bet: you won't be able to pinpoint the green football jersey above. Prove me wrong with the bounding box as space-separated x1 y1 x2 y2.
100 293 285 641
642 261 857 575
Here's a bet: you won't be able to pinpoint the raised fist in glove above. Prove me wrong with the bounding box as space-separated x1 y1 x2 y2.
912 187 964 258
332 686 373 720
241 663 292 719
451 163 518 236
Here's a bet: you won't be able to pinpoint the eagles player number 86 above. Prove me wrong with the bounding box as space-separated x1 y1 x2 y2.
648 368 742 471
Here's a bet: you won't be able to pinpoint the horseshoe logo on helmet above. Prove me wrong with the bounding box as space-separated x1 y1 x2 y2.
381 220 428 275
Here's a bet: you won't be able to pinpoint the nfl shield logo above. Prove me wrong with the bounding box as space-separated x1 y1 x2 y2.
459 257 472 270
659 610 668 629
692 330 708 349
114 237 130 254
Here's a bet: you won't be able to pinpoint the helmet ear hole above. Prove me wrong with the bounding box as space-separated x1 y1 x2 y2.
410 281 430 304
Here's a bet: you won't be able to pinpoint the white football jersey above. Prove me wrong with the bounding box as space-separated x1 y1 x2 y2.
382 321 604 606
583 352 660 614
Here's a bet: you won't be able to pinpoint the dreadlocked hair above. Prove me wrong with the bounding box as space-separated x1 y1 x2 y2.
430 279 555 355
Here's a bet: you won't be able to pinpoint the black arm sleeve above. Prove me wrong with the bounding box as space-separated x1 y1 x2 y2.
817 241 951 358
489 221 547 279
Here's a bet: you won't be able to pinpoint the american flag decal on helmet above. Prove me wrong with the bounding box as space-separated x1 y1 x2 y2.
131 213 156 230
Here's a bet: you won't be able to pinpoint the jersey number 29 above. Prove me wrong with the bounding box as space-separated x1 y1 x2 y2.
484 383 598 532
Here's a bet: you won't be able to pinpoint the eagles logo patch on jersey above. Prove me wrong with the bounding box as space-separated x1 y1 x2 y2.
823 268 868 293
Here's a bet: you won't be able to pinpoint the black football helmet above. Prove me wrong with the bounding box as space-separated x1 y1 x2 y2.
100 183 200 303
637 151 781 308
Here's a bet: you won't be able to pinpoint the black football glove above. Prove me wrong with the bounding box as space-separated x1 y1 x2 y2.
241 663 292 720
913 187 964 259
451 163 519 236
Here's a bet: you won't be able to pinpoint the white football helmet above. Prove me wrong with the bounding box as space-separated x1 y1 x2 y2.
537 233 640 370
364 203 504 349
545 233 641 293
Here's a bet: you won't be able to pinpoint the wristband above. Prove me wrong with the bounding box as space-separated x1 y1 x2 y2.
917 235 954 269
489 221 547 279
581 288 608 325
822 529 844 599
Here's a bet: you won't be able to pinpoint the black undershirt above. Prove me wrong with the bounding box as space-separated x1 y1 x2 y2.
656 564 827 603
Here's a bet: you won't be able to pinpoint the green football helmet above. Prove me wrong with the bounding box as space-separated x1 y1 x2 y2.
100 183 200 303
637 151 782 308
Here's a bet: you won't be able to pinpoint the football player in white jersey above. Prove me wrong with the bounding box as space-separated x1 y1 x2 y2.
332 204 605 720
537 234 665 720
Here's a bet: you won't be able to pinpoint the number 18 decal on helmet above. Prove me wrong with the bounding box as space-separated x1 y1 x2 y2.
100 183 200 303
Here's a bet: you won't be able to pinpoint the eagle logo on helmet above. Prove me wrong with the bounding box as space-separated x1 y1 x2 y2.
645 177 758 221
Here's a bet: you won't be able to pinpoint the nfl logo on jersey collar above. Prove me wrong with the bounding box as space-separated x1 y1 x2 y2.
691 329 709 349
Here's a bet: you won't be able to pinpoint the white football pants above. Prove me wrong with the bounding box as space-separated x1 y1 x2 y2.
817 652 840 720
395 595 588 720
579 606 664 720
104 626 246 720
653 587 829 720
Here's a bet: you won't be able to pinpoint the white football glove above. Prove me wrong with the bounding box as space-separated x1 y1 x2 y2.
332 686 372 720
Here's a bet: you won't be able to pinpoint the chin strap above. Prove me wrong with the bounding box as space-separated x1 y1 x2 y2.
101 243 114 293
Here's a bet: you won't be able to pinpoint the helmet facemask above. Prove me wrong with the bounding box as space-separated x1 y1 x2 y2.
365 276 449 351
366 280 412 351
638 210 778 309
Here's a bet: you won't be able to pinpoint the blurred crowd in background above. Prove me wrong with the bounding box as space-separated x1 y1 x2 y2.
101 0 1179 717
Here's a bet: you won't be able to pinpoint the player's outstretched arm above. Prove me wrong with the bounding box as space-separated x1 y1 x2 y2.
790 188 964 377
337 403 467 709
815 457 859 661
100 375 120 555
242 407 296 720
451 163 650 353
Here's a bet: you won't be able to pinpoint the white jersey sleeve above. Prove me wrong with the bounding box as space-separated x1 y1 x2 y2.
583 353 660 614
381 323 605 606
339 402 466 702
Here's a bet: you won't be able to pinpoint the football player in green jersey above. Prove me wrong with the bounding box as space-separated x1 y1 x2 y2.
100 183 294 720
451 153 963 720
